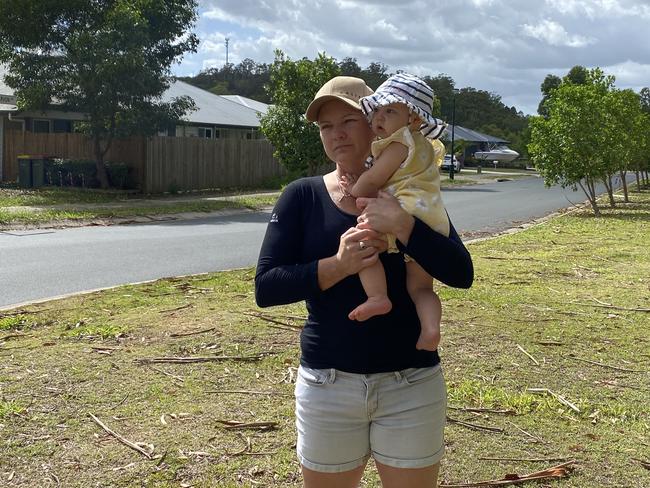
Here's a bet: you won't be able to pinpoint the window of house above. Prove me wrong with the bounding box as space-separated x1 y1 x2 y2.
198 127 213 139
53 120 72 133
33 119 51 133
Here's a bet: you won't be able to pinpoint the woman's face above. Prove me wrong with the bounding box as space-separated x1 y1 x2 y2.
317 99 374 173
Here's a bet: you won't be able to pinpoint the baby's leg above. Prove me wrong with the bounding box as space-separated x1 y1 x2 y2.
349 260 392 321
406 261 441 351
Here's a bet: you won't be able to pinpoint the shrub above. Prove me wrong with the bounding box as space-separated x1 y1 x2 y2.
45 159 137 189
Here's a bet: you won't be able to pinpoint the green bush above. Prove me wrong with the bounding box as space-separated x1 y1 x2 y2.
106 162 137 190
45 159 137 189
46 159 98 187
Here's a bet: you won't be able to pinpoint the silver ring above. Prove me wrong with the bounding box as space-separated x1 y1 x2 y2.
359 241 366 250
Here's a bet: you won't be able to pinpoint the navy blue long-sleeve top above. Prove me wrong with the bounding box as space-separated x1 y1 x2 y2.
255 176 473 374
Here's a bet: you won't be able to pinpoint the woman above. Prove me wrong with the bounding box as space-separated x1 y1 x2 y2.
255 76 473 488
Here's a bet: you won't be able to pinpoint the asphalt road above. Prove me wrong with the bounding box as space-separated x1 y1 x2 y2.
0 175 595 309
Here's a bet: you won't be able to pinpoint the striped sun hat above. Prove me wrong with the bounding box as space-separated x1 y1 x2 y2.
360 73 446 139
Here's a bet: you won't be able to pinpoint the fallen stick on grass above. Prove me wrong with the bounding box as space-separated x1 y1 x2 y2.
107 394 129 411
169 326 216 337
217 420 278 431
88 412 154 459
0 331 31 340
448 406 516 415
536 340 563 346
264 323 302 332
148 366 184 382
158 303 193 314
446 416 504 433
516 344 539 366
572 301 650 313
241 311 304 330
224 435 252 456
564 355 646 373
478 456 572 463
526 388 580 413
439 460 576 487
135 354 268 364
505 420 546 444
207 389 292 397
632 458 650 470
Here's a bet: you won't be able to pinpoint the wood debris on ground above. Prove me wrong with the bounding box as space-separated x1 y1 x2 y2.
440 460 576 487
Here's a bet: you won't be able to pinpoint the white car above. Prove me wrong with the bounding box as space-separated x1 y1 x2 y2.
441 154 461 172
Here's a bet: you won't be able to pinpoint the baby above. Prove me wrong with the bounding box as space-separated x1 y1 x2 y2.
344 72 449 351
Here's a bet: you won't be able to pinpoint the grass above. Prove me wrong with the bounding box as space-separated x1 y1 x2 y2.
0 189 277 226
1 189 648 487
0 185 142 206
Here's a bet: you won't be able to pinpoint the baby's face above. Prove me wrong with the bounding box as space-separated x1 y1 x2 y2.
371 103 410 138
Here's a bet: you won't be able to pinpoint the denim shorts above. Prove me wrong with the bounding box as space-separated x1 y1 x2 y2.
295 365 446 473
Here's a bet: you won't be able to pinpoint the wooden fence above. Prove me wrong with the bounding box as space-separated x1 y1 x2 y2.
2 130 144 184
144 136 283 193
1 130 285 192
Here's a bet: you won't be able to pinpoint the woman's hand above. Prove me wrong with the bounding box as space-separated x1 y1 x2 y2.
318 226 386 291
356 191 415 245
336 226 386 275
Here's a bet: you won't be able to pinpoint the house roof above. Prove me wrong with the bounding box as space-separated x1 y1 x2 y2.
221 95 270 114
162 80 268 128
1 63 270 125
441 124 509 143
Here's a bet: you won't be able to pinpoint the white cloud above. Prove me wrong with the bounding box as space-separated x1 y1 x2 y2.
176 0 650 114
470 0 497 7
544 0 650 19
605 60 650 88
522 19 596 47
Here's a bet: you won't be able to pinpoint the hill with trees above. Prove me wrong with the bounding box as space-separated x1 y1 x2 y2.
178 55 530 159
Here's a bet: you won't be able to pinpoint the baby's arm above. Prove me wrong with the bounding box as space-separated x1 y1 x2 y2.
349 142 408 198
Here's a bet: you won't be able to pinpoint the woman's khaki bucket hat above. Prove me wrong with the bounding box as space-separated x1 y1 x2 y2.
305 76 374 122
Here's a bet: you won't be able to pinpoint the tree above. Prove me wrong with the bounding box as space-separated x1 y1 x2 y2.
627 96 650 189
636 116 650 189
564 65 589 85
639 87 650 114
259 51 340 176
605 89 645 202
0 0 198 188
178 58 271 103
528 72 612 215
538 74 562 116
338 57 363 78
361 62 390 90
424 74 455 119
182 58 530 165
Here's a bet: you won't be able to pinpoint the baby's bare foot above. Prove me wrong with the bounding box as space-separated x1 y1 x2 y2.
348 296 392 322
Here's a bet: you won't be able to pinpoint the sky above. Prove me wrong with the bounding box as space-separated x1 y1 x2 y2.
173 0 650 115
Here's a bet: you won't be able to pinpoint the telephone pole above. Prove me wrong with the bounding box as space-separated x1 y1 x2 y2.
225 37 230 66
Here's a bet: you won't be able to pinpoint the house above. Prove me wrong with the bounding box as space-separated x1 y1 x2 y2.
0 62 271 181
441 124 509 145
0 64 92 180
158 80 269 140
441 124 515 164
